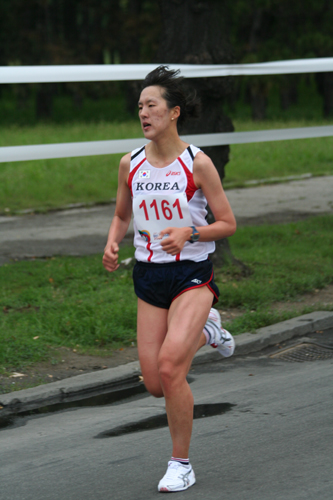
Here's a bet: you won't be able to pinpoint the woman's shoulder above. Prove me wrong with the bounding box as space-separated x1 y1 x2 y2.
120 151 132 163
119 152 131 175
192 149 218 188
192 148 214 169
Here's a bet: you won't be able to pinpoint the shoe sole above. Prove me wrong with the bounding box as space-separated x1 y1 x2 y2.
158 478 196 492
158 471 196 492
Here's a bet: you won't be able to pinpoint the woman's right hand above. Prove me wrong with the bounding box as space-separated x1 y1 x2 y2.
102 242 120 272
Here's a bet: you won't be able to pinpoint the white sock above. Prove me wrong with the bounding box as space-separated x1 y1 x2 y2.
203 324 213 345
171 457 190 466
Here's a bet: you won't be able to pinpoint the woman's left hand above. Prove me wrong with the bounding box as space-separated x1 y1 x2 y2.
158 227 191 255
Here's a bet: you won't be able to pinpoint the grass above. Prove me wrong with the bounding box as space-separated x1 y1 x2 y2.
1 118 333 213
224 119 333 188
0 244 137 373
218 215 333 308
1 215 332 374
0 120 142 213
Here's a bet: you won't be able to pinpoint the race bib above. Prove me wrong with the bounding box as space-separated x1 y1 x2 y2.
133 193 193 242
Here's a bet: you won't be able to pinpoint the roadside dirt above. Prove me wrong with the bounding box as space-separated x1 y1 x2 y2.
1 284 332 394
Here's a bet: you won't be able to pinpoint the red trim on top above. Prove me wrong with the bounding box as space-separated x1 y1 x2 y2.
128 158 146 195
177 156 198 202
175 252 181 262
147 241 153 262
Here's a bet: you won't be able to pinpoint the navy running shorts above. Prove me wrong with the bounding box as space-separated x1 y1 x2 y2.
132 259 219 309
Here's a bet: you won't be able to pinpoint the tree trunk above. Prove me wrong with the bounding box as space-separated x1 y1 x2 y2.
210 238 251 276
36 84 55 120
250 80 267 121
157 0 234 178
279 76 298 111
316 72 333 118
157 0 249 274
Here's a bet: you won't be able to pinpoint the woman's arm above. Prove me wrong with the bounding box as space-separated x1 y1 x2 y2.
102 153 132 272
159 151 236 255
190 151 237 241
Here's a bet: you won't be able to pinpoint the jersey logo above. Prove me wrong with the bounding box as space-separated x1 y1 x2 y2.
138 229 151 242
166 170 181 176
191 279 202 284
139 170 150 179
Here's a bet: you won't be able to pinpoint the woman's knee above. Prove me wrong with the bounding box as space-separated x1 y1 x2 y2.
158 354 186 391
143 377 164 398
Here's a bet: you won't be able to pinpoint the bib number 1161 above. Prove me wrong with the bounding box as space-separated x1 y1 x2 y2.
139 198 183 221
133 193 193 234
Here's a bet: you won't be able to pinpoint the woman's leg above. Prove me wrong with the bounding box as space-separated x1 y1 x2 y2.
136 298 169 398
136 297 207 397
158 286 214 458
137 289 216 458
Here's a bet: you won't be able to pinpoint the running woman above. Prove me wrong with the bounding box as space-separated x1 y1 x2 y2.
103 65 236 492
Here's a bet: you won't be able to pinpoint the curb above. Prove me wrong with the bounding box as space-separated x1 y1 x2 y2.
1 310 333 416
192 310 333 363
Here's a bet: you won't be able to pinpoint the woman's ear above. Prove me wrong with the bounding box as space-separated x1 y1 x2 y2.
172 106 181 120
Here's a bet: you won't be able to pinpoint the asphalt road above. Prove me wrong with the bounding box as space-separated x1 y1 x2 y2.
1 344 333 500
1 175 332 265
1 176 333 499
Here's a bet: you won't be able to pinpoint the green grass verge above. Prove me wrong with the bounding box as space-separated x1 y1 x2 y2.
1 215 332 373
225 119 333 188
1 119 333 213
0 244 137 374
0 120 142 213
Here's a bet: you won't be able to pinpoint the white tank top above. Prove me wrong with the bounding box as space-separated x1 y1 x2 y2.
128 144 215 263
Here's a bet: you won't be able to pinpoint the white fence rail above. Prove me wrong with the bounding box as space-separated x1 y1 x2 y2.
1 58 333 84
1 126 333 163
0 58 332 163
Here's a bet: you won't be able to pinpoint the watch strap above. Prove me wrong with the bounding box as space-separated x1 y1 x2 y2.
189 225 199 243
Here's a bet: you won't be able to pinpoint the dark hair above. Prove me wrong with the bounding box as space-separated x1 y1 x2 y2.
141 65 201 128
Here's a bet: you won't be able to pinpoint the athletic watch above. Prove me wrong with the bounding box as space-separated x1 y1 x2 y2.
189 226 200 243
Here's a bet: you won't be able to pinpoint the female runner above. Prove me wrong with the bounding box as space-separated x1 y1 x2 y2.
102 66 237 492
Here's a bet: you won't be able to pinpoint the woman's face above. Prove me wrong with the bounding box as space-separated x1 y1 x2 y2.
138 85 177 139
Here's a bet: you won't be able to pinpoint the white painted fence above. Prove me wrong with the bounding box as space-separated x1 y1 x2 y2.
0 58 333 163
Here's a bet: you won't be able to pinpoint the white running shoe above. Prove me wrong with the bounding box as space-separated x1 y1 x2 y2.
158 461 196 492
204 308 235 357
